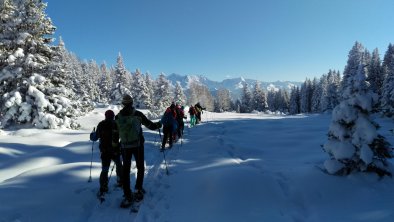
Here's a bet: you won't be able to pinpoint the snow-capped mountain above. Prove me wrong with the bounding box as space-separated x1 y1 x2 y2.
166 73 301 98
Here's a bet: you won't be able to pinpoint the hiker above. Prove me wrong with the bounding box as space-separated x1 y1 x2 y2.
188 105 196 127
113 95 162 208
161 103 177 150
194 102 203 124
175 102 185 139
91 110 123 195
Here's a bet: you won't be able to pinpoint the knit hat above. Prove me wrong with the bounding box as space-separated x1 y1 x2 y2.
105 110 115 120
122 94 133 105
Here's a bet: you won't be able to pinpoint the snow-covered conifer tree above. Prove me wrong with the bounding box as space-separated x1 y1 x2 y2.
368 48 384 101
326 70 341 111
144 72 155 110
111 53 132 104
311 77 321 113
300 79 313 113
0 0 81 129
381 44 394 116
240 81 252 113
289 86 300 114
173 81 187 106
319 74 329 112
98 63 112 103
154 73 173 112
252 81 267 112
130 69 150 109
323 42 393 176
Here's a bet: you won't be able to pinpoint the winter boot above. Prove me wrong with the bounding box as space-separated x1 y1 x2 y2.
134 189 145 202
120 195 133 208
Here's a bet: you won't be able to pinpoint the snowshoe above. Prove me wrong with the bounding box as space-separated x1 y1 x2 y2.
120 197 133 208
134 189 144 202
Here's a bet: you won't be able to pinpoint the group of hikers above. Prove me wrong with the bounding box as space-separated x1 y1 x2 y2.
160 101 204 149
90 94 205 208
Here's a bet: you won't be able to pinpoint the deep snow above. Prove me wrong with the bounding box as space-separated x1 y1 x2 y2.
0 107 393 222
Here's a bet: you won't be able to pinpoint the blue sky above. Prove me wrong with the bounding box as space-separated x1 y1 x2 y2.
45 0 394 82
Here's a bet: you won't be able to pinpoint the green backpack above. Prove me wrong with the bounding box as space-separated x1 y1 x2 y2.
116 110 142 148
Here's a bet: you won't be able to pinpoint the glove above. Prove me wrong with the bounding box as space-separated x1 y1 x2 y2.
156 121 162 129
90 131 98 141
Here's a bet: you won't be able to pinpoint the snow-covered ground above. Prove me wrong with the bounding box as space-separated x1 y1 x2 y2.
1 107 393 222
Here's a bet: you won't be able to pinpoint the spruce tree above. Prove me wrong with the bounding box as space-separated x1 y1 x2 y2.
252 81 267 112
381 44 394 116
0 0 80 129
289 86 300 115
130 69 150 109
154 73 173 112
368 48 384 101
323 42 393 176
144 72 155 110
98 62 112 103
111 53 132 104
240 81 252 113
173 81 187 106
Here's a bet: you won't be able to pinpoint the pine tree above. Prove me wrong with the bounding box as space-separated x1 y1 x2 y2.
252 81 268 112
240 81 252 113
98 62 112 103
323 42 393 177
154 73 173 112
130 69 150 109
311 77 321 113
368 48 384 101
144 72 155 110
267 89 277 112
326 70 341 110
0 0 80 129
381 44 394 116
173 81 187 106
300 78 313 113
111 53 132 104
289 86 300 114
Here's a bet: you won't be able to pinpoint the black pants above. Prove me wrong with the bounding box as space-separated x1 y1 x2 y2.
121 146 144 198
100 152 122 189
177 120 184 138
162 125 173 148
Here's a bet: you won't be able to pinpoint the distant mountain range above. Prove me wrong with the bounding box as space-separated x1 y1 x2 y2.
166 73 302 99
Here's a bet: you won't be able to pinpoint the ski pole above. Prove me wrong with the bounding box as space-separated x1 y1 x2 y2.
88 127 96 182
108 161 115 183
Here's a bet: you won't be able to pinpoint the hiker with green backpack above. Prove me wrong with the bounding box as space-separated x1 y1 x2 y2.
113 94 162 208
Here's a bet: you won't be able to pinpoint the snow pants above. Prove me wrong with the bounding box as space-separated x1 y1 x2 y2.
162 125 173 149
189 115 196 127
100 151 123 190
121 145 144 199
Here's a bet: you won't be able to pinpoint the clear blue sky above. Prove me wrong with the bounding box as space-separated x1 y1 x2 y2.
45 0 394 82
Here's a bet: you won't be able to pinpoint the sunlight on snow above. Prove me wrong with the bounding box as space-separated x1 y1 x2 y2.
187 157 260 171
0 157 61 183
0 147 25 157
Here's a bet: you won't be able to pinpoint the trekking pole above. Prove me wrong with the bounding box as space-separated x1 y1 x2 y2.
158 128 169 175
108 161 115 184
88 127 96 183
